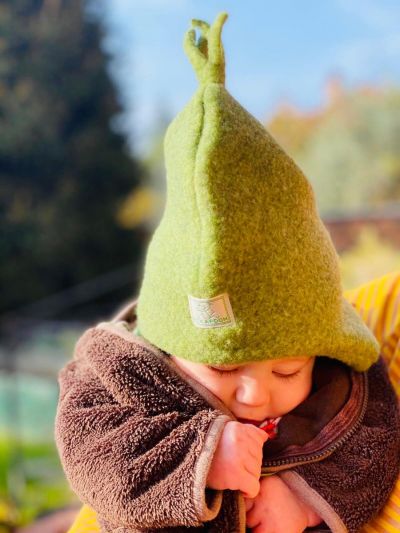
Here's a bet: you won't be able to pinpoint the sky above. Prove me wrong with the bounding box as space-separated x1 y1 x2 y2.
89 0 400 156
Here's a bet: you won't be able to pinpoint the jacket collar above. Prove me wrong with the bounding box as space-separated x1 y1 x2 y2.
262 360 368 472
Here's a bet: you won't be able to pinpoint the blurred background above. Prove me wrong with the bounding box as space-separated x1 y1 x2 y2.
1 0 400 531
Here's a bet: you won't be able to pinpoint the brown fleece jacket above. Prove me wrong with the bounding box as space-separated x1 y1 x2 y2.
55 314 400 533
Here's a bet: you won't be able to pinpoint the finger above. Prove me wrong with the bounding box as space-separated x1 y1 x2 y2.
246 506 262 529
248 441 265 460
244 497 255 512
240 431 267 460
239 474 260 499
246 506 271 532
253 427 270 444
243 424 269 445
243 455 262 479
246 449 263 467
244 450 262 468
242 444 264 472
253 524 270 533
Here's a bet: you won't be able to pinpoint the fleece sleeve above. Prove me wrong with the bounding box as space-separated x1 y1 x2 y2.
279 357 400 533
54 327 230 531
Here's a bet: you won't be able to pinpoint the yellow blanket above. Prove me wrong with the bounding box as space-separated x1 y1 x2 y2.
67 271 400 533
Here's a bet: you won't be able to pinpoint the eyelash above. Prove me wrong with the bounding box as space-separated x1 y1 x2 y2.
273 370 301 380
209 368 301 379
209 367 238 377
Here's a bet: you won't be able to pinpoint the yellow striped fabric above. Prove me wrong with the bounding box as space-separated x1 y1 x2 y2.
345 272 400 533
345 271 400 397
66 272 400 533
67 504 100 533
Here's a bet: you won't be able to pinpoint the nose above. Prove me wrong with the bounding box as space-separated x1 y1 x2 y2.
235 375 269 407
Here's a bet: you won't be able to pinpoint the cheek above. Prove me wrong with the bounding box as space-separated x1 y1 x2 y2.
204 378 233 405
274 376 313 413
171 359 233 404
296 377 313 404
298 376 313 402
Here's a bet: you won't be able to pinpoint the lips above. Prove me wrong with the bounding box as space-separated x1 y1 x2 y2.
237 418 265 426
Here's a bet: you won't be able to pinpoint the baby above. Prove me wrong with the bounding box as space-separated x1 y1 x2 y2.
172 354 323 531
56 299 400 533
55 12 400 533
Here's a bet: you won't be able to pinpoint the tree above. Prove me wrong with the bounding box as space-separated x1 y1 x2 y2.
268 81 400 214
0 0 145 316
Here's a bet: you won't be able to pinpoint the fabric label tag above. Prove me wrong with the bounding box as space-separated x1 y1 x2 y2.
188 293 236 329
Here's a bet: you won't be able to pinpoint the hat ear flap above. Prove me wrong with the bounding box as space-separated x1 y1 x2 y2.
183 12 227 86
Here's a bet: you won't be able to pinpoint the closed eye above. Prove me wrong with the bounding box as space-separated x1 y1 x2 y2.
207 366 239 376
272 370 301 380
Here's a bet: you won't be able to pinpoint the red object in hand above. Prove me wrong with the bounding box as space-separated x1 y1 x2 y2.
258 417 281 439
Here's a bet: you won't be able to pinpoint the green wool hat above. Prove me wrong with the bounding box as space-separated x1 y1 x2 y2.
136 12 379 372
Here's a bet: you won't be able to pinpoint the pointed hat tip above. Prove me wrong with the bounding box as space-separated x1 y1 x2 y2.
190 12 228 29
184 12 228 86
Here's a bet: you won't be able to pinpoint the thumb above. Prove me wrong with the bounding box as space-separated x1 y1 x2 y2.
256 427 269 443
240 476 260 499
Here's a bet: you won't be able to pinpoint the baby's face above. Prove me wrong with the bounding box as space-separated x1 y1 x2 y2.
171 355 315 422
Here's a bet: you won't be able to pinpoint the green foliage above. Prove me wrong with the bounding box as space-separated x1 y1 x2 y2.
0 0 145 314
268 85 400 214
0 323 84 525
0 438 76 526
118 113 170 230
339 227 400 290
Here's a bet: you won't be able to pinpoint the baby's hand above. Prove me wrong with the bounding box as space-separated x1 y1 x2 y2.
245 475 322 533
206 421 268 498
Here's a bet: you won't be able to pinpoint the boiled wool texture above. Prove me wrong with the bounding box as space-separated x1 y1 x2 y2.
136 12 379 371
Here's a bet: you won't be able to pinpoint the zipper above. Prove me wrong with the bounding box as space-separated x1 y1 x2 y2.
261 371 369 474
